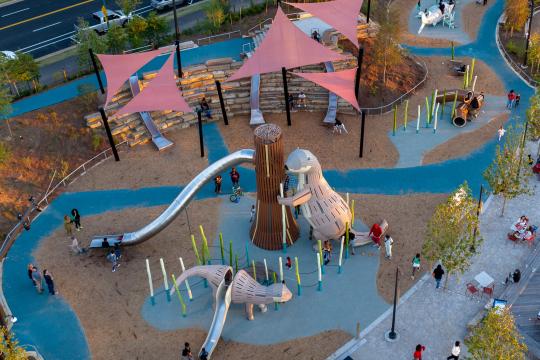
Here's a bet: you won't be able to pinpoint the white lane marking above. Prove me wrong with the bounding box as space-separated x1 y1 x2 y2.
18 30 75 51
22 35 71 53
1 7 29 17
134 8 152 15
32 21 61 32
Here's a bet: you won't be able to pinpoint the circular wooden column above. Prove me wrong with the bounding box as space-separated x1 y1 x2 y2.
250 124 299 250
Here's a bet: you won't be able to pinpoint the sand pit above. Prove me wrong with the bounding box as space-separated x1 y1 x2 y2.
352 193 448 303
219 112 399 171
70 126 208 191
422 113 509 165
33 198 349 359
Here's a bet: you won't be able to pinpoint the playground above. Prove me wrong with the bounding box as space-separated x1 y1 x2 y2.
1 0 535 358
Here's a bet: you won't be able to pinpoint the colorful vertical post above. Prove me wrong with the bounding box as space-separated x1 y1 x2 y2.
392 105 397 136
451 41 454 60
146 258 154 304
245 242 250 265
403 100 408 131
273 272 279 310
280 183 287 253
338 236 344 274
451 91 458 118
295 257 301 296
229 240 233 267
179 257 192 301
278 256 284 283
351 199 355 226
263 258 269 284
318 239 324 274
235 254 239 274
252 260 257 282
472 75 478 92
317 254 322 291
425 97 430 126
345 222 350 259
469 58 476 85
160 258 171 301
416 105 420 134
171 274 187 317
219 233 225 265
199 225 210 264
191 235 201 265
433 103 440 133
431 90 437 120
441 89 446 118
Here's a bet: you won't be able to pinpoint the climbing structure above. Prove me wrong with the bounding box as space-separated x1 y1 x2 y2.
250 124 299 250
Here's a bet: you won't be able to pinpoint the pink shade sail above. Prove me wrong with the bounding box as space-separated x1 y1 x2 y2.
293 68 359 110
116 53 193 115
227 7 347 82
285 0 363 47
97 49 162 107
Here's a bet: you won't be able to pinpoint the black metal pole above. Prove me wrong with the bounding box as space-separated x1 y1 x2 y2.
359 111 366 158
89 48 105 94
197 110 205 158
388 267 399 339
215 80 228 125
366 0 371 23
354 48 364 101
282 67 291 126
172 0 182 78
99 107 119 161
524 1 534 67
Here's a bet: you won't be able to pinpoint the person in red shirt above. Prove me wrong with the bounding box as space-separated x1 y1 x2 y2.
507 90 516 109
369 223 383 249
414 344 426 359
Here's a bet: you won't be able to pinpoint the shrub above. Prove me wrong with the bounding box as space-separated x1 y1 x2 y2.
0 142 11 165
506 40 525 57
92 131 103 151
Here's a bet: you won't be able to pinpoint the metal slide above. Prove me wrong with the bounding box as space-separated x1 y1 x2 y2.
322 62 338 125
248 52 265 125
128 76 174 151
200 278 233 359
90 149 255 247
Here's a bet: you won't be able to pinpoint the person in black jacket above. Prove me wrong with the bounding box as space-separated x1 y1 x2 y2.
433 264 445 289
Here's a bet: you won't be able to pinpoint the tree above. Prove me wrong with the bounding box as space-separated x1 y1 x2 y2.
0 87 11 118
144 12 168 48
106 24 128 54
371 4 402 86
116 0 141 15
206 0 226 32
526 92 540 141
0 326 27 360
75 18 107 71
483 125 532 215
465 308 527 359
126 16 148 48
422 182 481 288
505 0 529 37
2 53 39 95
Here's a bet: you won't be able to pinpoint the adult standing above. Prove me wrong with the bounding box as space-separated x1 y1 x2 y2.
384 234 393 259
413 344 426 360
230 167 240 187
411 253 421 279
32 266 43 293
214 175 222 194
63 215 73 236
181 342 193 360
107 250 119 272
433 264 445 289
43 269 56 295
447 340 461 359
27 263 35 285
368 223 382 249
507 90 516 109
71 209 82 231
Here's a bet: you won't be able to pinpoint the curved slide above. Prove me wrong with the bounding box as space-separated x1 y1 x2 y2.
90 149 255 247
322 61 338 125
201 278 232 359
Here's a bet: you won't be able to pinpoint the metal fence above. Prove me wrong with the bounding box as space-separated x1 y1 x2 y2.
0 141 128 259
196 30 242 45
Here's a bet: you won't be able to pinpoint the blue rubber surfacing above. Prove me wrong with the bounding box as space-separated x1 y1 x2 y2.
3 0 536 357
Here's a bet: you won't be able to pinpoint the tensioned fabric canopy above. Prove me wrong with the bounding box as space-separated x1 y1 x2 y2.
116 53 192 115
227 7 347 82
97 49 162 107
285 0 363 47
292 68 359 110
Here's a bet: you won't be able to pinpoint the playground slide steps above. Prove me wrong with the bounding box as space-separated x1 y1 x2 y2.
128 76 174 151
323 61 338 125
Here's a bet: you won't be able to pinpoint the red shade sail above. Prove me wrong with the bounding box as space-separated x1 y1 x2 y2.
285 0 363 47
293 68 359 110
116 53 193 115
97 49 162 107
227 7 347 81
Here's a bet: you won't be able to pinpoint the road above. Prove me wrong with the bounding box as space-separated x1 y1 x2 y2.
0 0 156 58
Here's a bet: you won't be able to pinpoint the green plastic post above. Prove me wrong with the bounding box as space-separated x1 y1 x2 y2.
469 58 476 85
463 67 469 89
199 225 210 264
219 233 225 265
403 100 408 131
451 91 458 118
235 254 239 274
252 260 257 282
345 222 349 259
171 274 187 317
451 41 454 60
425 97 431 126
430 91 436 123
273 272 279 310
441 90 446 118
229 240 233 267
191 235 201 265
295 257 301 295
318 239 324 273
392 105 397 136
351 199 355 226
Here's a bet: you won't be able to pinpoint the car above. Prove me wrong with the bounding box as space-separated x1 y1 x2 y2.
0 51 17 60
150 0 191 11
74 9 132 34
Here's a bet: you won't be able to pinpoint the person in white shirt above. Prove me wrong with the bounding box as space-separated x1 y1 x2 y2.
447 340 461 360
384 234 393 259
498 125 506 141
297 91 307 108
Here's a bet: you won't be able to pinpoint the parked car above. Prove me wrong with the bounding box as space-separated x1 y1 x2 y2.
74 9 132 34
150 0 191 11
0 51 17 60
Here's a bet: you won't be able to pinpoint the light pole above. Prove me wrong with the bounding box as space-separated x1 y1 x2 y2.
524 0 535 67
172 0 183 78
385 267 400 342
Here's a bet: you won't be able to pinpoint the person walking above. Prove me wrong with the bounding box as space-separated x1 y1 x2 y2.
63 215 73 236
181 342 193 360
497 125 506 141
43 269 56 295
368 223 382 249
214 175 222 194
433 264 445 288
70 236 85 254
411 253 421 279
384 234 393 259
506 90 516 109
230 167 240 187
107 250 119 272
250 205 256 223
447 340 461 359
199 97 212 119
71 208 82 231
31 266 43 293
27 263 35 285
413 344 426 360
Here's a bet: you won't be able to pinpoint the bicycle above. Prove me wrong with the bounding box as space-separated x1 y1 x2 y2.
229 185 244 203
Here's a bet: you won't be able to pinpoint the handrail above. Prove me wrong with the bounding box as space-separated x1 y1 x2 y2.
196 30 241 45
247 18 273 35
0 141 128 259
496 8 540 88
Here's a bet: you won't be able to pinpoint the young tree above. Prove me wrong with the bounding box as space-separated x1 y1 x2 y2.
371 4 402 86
206 0 226 32
116 0 141 15
75 18 108 71
144 12 168 48
0 326 27 360
126 16 148 48
505 0 529 37
106 24 128 54
465 308 527 360
422 182 481 288
527 92 540 141
2 53 39 95
0 87 11 118
483 125 532 215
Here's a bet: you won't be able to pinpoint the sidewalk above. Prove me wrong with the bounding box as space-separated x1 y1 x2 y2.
335 173 540 359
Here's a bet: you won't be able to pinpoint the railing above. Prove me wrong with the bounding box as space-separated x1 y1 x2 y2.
496 9 540 88
247 18 273 35
0 141 128 259
123 44 153 54
196 30 242 45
